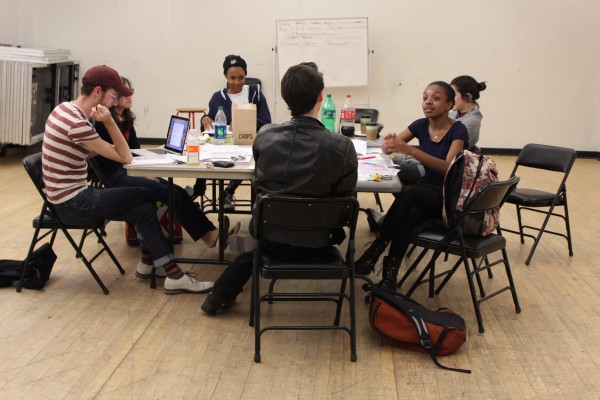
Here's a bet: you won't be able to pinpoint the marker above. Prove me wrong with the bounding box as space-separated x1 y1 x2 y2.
359 155 376 160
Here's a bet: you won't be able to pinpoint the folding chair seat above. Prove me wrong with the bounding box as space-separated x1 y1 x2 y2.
502 143 576 265
250 195 359 362
19 153 125 295
398 176 521 333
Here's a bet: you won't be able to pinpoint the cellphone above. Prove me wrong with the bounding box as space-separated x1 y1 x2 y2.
213 161 235 168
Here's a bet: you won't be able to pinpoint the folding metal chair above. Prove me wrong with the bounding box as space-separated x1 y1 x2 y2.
20 153 125 295
503 143 576 265
398 177 522 333
250 195 359 362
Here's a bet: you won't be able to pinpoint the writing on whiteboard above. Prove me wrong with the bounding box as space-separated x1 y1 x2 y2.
277 18 369 87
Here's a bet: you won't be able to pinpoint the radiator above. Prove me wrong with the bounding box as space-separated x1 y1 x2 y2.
0 61 35 146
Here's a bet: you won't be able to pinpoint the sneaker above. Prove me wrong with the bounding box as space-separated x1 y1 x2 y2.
135 261 167 279
228 234 254 255
201 292 237 315
164 272 214 295
365 208 385 233
223 193 235 210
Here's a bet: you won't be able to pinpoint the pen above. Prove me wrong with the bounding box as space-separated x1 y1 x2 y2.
359 155 376 160
364 162 377 166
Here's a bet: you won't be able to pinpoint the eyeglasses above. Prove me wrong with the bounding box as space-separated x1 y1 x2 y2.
103 90 120 101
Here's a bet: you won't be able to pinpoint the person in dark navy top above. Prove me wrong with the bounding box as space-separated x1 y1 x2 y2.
356 81 468 290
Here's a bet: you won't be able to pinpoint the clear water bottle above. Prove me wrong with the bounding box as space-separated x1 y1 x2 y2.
340 94 356 136
186 128 200 165
321 94 336 132
214 106 227 145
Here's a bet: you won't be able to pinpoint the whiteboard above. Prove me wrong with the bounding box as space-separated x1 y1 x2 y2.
276 18 369 87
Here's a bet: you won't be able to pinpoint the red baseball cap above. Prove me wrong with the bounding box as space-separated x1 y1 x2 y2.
82 65 133 97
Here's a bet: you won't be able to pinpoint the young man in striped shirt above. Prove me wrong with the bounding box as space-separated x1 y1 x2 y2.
42 65 213 294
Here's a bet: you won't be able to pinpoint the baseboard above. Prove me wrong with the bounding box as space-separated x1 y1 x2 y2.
481 148 600 159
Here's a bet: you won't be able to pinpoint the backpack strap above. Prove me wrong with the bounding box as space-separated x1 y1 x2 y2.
407 311 472 374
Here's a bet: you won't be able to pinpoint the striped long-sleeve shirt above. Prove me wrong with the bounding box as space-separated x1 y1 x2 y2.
42 101 98 204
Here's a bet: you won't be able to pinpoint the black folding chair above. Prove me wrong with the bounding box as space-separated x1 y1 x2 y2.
250 195 359 362
502 143 576 265
20 153 125 295
398 177 522 333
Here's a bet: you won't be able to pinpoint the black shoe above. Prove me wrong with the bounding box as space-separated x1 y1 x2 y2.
355 237 390 275
201 292 237 315
375 256 402 291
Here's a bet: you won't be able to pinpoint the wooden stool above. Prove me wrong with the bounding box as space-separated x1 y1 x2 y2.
176 107 206 130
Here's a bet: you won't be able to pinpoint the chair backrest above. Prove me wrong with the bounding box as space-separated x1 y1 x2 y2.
253 195 359 249
87 157 109 188
463 176 520 215
244 77 262 87
23 153 48 201
513 143 576 173
354 108 379 124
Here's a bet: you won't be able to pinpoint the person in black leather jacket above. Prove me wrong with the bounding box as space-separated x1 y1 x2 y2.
201 62 358 315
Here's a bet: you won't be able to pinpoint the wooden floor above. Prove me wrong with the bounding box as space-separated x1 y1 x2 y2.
1 144 599 400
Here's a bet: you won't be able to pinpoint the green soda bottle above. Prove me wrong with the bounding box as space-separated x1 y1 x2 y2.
321 94 336 132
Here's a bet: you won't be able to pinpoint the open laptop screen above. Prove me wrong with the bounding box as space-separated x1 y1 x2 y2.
164 115 190 153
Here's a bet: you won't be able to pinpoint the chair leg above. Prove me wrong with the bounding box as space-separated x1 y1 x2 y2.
252 259 261 362
398 247 428 290
501 248 521 314
406 243 418 258
515 205 525 244
462 256 485 333
62 228 110 295
524 204 557 265
373 193 384 212
93 229 125 275
406 251 441 298
17 225 47 293
563 198 574 257
473 258 486 298
349 272 357 362
333 278 347 326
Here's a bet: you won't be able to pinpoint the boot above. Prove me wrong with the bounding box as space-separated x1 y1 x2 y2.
355 237 389 275
376 256 402 291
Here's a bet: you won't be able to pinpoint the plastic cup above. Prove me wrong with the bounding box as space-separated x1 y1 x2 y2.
360 116 372 134
365 122 379 141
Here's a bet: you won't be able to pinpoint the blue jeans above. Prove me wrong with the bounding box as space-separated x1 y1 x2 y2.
106 169 215 241
54 186 171 266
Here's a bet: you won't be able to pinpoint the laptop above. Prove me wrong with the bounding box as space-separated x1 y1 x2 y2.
132 115 190 156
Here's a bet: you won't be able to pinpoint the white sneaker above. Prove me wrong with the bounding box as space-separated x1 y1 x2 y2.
164 272 214 295
135 261 167 279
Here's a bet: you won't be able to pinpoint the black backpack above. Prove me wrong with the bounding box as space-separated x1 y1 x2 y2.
0 243 57 289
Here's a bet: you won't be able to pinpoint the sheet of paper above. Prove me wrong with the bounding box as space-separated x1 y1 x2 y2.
357 155 398 181
200 144 253 163
351 139 368 157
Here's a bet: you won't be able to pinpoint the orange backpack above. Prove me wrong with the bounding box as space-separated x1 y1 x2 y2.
369 287 471 373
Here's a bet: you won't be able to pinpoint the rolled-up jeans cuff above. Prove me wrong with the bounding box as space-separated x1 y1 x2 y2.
154 255 173 268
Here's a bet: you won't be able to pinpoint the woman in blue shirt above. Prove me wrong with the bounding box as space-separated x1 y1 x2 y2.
356 81 468 290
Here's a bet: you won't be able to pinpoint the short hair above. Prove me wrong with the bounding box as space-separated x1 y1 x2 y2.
280 62 324 117
427 81 456 108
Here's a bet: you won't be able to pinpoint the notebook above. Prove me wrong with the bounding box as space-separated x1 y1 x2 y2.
132 115 190 156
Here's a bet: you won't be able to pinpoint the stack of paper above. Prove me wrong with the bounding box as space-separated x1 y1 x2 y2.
0 45 71 63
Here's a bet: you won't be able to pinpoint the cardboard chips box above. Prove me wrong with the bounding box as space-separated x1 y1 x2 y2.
231 103 257 145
